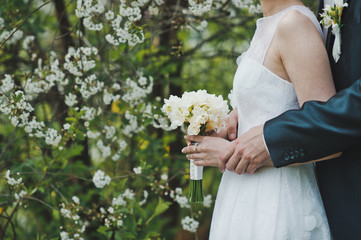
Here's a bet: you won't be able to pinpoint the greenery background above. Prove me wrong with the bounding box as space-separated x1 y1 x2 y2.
0 0 318 239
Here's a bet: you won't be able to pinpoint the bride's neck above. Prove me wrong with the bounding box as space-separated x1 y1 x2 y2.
261 0 304 17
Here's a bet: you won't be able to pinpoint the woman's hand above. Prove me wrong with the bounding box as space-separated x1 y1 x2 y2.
181 135 233 173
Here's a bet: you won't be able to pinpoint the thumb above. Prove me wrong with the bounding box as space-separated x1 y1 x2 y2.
226 117 238 141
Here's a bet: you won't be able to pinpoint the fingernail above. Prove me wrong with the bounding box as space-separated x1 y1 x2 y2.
181 148 185 153
230 133 235 139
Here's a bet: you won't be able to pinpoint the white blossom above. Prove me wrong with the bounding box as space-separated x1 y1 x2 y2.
195 20 208 31
139 190 148 206
203 194 212 208
123 188 134 200
65 93 78 107
112 195 126 206
175 187 183 195
188 0 213 16
108 207 114 214
112 153 120 161
92 170 111 188
45 128 62 147
96 140 111 158
1 74 14 93
87 130 100 139
104 125 116 139
133 166 142 175
80 106 96 121
60 208 72 218
181 216 199 233
60 231 70 240
175 195 190 208
161 174 168 181
72 196 80 204
14 190 27 201
22 35 35 50
105 10 114 20
63 123 71 130
5 170 22 186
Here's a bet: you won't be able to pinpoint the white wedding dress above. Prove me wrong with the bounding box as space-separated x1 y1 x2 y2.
209 6 331 240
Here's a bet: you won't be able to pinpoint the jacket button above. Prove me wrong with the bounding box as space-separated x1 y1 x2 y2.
300 149 305 157
283 153 290 161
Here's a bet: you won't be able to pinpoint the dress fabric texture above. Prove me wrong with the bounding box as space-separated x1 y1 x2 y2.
209 6 331 240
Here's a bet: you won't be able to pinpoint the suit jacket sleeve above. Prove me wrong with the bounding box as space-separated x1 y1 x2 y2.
264 78 361 167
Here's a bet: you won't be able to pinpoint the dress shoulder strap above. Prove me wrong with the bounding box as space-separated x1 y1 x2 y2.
242 6 324 65
290 6 324 41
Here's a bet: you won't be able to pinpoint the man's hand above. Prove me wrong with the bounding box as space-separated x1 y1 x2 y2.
226 109 238 141
221 124 273 174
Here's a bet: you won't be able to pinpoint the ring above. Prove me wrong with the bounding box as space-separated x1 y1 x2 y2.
193 145 197 152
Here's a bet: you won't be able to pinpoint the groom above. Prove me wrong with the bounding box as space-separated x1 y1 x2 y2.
223 0 361 239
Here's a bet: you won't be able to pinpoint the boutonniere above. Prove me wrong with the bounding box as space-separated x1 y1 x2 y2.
320 0 348 62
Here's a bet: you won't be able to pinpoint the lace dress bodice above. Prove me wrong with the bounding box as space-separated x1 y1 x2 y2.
210 6 331 240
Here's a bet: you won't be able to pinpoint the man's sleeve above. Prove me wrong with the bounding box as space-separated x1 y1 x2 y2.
264 79 361 167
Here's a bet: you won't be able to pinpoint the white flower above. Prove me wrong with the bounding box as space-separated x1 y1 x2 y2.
105 10 114 20
161 174 168 181
15 190 27 201
175 187 183 195
87 130 100 139
117 220 123 227
181 216 199 233
335 0 348 8
1 74 14 93
45 128 62 147
80 106 96 121
96 140 111 158
63 123 71 130
112 154 120 161
60 231 70 240
195 20 208 31
139 190 148 206
72 196 80 204
112 195 126 206
133 166 142 175
92 170 111 188
123 188 135 200
60 208 72 218
65 93 78 107
175 195 190 208
108 207 114 214
203 194 212 208
22 35 35 50
188 0 213 16
104 125 116 139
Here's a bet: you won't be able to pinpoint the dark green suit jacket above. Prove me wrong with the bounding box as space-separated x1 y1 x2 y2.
264 0 361 239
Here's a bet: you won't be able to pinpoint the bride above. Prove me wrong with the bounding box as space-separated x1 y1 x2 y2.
182 0 336 239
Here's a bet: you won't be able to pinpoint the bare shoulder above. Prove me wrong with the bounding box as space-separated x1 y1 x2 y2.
276 9 321 39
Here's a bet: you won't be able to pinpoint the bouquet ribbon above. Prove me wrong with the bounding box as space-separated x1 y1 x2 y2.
190 143 203 180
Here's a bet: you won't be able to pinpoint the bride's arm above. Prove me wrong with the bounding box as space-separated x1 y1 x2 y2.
251 11 341 170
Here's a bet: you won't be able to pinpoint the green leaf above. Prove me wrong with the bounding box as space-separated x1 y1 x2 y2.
145 197 170 225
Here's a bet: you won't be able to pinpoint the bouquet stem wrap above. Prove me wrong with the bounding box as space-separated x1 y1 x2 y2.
189 142 204 203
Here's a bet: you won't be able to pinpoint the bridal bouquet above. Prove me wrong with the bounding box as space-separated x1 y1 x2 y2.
162 90 229 203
